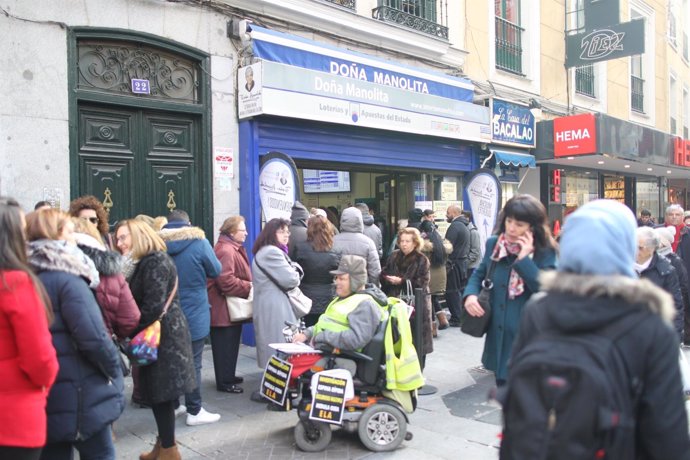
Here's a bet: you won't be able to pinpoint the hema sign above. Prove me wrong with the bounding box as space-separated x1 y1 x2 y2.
565 18 645 68
553 113 597 157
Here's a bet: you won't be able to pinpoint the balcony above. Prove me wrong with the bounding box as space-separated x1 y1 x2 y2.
631 75 645 113
495 16 524 75
575 65 596 98
322 0 356 9
372 0 449 39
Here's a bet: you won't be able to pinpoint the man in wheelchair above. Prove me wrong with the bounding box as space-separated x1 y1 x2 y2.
291 254 387 376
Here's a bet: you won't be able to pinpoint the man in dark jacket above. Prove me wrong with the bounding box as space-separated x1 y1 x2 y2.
160 210 222 426
505 200 690 460
636 226 684 341
288 201 309 258
444 205 470 327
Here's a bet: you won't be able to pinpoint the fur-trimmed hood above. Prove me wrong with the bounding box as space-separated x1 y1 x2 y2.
28 239 100 288
539 271 675 330
78 244 123 276
159 226 207 255
422 238 453 255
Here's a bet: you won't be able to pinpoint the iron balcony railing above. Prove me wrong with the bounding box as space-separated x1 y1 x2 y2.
575 65 596 98
495 16 524 75
322 0 356 9
372 0 449 39
631 75 645 113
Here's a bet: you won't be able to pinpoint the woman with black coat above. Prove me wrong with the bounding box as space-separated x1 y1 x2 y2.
122 219 195 460
381 227 433 357
26 209 124 460
292 216 342 327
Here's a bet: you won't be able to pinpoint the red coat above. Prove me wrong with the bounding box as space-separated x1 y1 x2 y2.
0 270 59 447
208 235 252 327
95 273 141 339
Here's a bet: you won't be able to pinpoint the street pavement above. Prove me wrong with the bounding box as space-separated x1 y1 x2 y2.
113 326 502 459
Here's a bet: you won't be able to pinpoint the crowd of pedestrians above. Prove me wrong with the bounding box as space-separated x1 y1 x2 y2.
4 192 690 459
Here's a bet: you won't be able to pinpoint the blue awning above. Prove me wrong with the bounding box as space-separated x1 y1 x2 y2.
492 149 536 168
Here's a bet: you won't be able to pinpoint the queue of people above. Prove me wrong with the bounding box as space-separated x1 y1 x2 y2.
5 192 690 459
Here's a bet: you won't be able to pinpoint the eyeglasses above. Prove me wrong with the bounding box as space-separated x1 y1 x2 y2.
277 229 291 235
84 217 99 224
117 233 130 243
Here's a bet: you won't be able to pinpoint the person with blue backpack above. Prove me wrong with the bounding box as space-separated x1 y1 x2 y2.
499 200 690 460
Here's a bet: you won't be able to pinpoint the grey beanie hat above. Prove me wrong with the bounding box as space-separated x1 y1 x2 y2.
330 255 368 292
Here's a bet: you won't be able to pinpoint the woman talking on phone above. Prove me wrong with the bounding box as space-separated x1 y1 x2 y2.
463 195 557 386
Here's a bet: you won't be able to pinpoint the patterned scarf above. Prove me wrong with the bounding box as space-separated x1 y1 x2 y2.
491 234 524 299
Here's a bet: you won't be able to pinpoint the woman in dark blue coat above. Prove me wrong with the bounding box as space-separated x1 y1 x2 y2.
26 209 124 460
463 195 557 385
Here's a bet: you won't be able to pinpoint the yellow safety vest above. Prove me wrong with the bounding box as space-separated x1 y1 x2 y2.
384 297 425 391
312 293 373 350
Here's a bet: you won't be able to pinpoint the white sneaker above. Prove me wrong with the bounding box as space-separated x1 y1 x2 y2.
186 407 221 426
174 404 186 417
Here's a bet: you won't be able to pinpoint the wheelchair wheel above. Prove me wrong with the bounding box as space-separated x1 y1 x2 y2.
294 420 332 452
357 404 407 452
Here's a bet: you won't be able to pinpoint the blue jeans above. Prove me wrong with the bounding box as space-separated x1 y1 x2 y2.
184 337 206 415
40 425 114 460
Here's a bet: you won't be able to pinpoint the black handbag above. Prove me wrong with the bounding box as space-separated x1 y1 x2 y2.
461 260 496 338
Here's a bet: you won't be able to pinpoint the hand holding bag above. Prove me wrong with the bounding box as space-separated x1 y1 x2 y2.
255 257 312 318
225 286 253 322
461 260 496 338
126 277 178 366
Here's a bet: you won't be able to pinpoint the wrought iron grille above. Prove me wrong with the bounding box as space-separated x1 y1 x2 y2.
77 40 200 103
372 0 448 39
495 16 524 75
575 65 596 98
322 0 356 9
631 75 645 113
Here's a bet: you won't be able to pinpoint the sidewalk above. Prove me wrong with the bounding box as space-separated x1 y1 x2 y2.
113 327 501 459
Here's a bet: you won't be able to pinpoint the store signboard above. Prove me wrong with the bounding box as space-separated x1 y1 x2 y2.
674 138 690 167
238 61 491 143
258 152 299 222
250 25 474 102
238 62 263 119
554 113 597 157
490 98 536 148
462 170 501 253
565 19 645 68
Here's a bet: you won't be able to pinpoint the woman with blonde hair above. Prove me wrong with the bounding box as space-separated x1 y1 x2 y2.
26 209 124 460
208 216 252 394
381 227 433 359
119 219 195 460
0 198 58 460
72 218 140 342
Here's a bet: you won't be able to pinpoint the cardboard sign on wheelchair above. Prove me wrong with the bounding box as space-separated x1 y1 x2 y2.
309 370 353 425
261 355 293 406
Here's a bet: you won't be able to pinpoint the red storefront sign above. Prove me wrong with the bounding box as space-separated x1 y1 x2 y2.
554 113 597 157
673 137 690 167
551 169 561 203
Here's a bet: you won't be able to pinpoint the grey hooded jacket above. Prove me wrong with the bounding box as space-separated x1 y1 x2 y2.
333 207 382 285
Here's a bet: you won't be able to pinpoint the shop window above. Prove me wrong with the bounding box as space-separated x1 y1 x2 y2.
636 179 660 222
563 171 599 210
495 0 524 75
603 176 626 204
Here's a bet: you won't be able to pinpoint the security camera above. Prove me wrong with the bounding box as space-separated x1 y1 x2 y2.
228 18 253 45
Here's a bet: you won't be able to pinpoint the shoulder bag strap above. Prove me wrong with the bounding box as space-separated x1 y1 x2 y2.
255 257 289 293
159 276 178 320
481 260 498 289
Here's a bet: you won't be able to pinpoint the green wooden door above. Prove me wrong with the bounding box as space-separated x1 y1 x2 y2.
77 104 201 226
